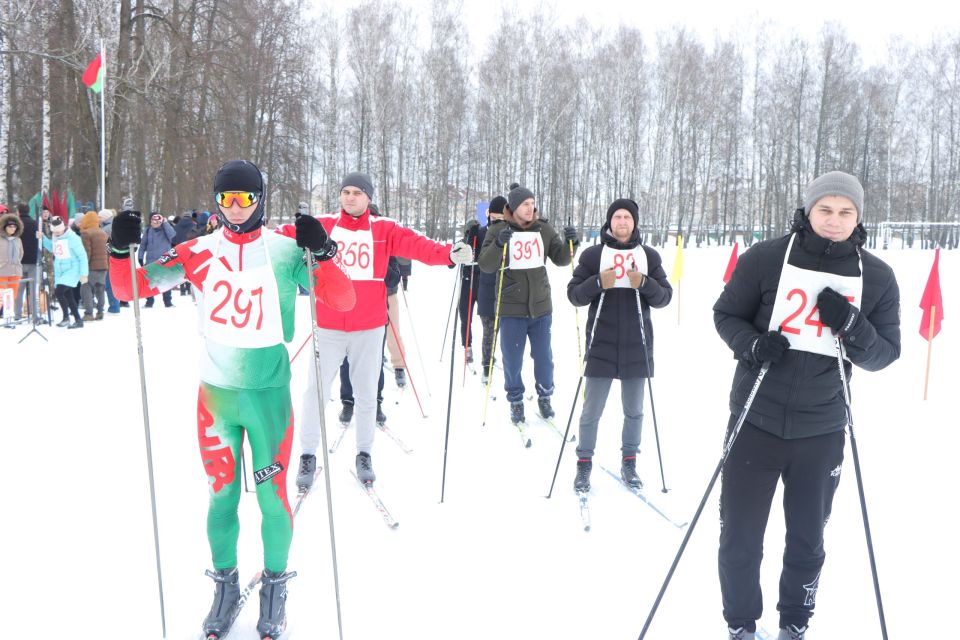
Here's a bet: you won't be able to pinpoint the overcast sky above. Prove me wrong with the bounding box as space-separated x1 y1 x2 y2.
313 0 956 66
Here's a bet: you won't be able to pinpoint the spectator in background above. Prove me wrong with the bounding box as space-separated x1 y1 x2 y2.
78 211 109 320
14 203 39 320
174 210 198 296
43 216 88 328
0 209 24 320
138 212 175 308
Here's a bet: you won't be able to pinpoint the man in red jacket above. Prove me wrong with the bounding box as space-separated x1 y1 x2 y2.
283 172 473 487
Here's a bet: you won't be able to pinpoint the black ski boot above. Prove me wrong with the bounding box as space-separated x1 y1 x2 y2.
777 624 807 640
356 451 376 483
537 396 555 419
465 346 473 363
621 456 642 489
394 367 407 388
257 568 297 639
338 402 354 424
296 454 316 491
574 459 592 492
509 401 525 425
376 402 387 426
202 567 240 639
728 627 756 640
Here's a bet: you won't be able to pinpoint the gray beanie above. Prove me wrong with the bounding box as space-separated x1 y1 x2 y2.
803 171 864 220
340 172 374 200
507 185 535 213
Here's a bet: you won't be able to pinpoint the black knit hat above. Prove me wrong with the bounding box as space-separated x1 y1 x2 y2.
489 196 507 214
606 198 639 226
507 185 535 213
213 159 266 234
340 172 375 200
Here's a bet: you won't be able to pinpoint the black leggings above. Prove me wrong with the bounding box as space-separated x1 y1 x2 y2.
55 284 80 321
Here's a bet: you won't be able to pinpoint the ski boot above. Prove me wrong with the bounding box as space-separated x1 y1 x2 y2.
376 402 387 426
574 459 592 492
339 402 354 424
394 367 407 388
537 396 555 419
356 452 376 483
257 568 297 639
202 567 240 639
296 454 316 491
465 346 473 363
509 401 525 425
777 624 807 640
728 627 756 640
621 456 642 489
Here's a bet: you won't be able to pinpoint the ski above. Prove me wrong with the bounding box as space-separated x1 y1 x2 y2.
534 412 575 443
600 465 688 529
350 468 399 529
292 468 323 517
202 570 262 640
377 422 413 454
328 421 349 453
511 418 532 448
576 490 591 531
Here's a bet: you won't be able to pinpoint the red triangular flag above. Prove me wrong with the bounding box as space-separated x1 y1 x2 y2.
919 248 944 341
722 242 739 283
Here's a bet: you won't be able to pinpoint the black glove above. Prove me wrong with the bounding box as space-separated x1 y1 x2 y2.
563 225 579 245
463 219 480 244
751 330 791 365
296 215 338 261
110 211 143 256
495 226 514 248
817 287 856 334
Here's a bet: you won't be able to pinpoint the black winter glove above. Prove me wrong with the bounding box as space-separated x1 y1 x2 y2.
751 330 791 365
463 219 480 244
563 225 579 245
495 226 515 248
110 211 143 256
296 215 338 261
817 287 857 334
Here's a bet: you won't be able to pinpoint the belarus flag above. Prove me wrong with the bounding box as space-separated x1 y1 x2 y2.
82 53 103 93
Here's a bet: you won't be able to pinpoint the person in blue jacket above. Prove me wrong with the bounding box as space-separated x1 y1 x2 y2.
42 216 88 328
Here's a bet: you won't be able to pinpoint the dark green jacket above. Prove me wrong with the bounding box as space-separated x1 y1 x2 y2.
477 218 571 318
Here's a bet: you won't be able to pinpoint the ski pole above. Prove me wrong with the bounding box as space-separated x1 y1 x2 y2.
399 285 431 396
569 237 583 371
304 250 344 640
462 236 478 385
638 361 771 640
835 339 889 640
387 315 427 418
128 244 167 638
546 292 605 499
635 290 669 493
438 272 458 361
440 265 463 502
481 243 509 426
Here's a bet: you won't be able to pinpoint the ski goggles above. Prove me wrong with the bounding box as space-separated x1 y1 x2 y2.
215 191 260 208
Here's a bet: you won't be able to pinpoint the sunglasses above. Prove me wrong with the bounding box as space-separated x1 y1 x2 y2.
216 192 260 208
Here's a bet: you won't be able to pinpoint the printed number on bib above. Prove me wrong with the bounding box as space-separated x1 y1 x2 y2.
336 241 372 270
209 280 265 330
330 226 375 280
599 246 648 289
779 288 855 338
54 239 71 259
509 232 545 270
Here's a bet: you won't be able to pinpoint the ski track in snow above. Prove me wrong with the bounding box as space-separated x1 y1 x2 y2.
4 245 955 639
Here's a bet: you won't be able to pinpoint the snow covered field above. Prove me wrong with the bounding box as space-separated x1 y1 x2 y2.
3 244 954 639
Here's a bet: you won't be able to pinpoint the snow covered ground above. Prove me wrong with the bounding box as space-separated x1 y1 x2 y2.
3 244 954 639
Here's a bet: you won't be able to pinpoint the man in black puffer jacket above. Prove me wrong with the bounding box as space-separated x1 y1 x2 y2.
713 171 900 640
567 198 672 493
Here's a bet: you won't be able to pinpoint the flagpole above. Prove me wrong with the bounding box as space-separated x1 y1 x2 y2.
923 306 936 401
99 39 106 208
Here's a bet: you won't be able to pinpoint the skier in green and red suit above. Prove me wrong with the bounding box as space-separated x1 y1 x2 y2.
108 160 355 639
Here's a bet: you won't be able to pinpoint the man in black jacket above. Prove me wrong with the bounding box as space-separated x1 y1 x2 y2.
713 171 901 640
474 195 506 383
15 203 39 320
566 198 672 492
